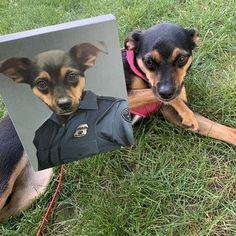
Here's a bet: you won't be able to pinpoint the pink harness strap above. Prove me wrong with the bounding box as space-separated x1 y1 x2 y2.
125 49 162 118
131 102 162 118
126 50 148 81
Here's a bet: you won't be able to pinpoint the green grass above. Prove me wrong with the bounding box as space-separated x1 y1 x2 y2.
0 0 236 235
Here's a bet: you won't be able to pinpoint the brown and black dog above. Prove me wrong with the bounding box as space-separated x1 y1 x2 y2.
0 42 107 222
125 23 236 146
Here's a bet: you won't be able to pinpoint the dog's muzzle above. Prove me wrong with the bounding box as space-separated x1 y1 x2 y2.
153 81 185 102
55 97 73 114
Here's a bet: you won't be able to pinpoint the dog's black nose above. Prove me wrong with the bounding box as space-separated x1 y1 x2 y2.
158 84 175 100
56 97 72 110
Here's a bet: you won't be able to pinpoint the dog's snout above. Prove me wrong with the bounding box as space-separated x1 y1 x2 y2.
56 97 72 110
158 84 175 100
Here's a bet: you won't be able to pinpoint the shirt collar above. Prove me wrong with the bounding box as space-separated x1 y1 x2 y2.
49 90 98 124
78 90 98 110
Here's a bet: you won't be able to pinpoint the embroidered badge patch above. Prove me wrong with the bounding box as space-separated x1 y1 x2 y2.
74 124 89 138
121 108 131 122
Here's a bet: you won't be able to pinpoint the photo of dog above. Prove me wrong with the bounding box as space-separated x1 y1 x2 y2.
0 41 134 170
0 15 131 222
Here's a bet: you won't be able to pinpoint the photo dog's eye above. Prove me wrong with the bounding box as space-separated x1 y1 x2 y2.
66 72 80 85
176 55 188 67
36 79 48 91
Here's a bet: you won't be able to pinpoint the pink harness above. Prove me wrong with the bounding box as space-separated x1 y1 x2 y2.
125 49 162 118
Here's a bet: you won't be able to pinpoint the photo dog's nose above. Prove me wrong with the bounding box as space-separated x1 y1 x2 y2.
56 97 72 110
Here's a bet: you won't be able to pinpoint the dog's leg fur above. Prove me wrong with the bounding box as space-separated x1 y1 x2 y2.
0 116 53 222
194 114 236 145
165 86 199 131
0 116 25 210
0 152 53 222
0 153 28 210
128 89 158 109
161 105 236 146
128 88 236 146
169 97 199 131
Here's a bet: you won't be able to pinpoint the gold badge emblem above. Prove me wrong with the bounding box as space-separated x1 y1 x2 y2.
74 124 88 138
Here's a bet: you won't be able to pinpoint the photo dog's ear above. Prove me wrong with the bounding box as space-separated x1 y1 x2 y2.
69 41 108 72
185 28 200 49
124 30 142 51
0 57 34 83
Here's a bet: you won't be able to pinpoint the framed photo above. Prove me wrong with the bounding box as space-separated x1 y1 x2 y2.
0 15 134 170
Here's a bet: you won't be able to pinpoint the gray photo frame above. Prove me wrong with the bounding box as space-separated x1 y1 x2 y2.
0 15 134 170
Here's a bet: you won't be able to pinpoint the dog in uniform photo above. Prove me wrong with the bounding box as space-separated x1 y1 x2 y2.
0 41 134 170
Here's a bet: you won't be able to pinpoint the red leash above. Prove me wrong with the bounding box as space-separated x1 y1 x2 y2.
36 164 65 236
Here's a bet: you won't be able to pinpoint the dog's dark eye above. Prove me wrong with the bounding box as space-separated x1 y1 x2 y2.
176 55 188 67
36 80 48 91
144 57 156 70
66 72 80 85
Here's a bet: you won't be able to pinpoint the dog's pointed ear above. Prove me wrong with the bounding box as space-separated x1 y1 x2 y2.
185 28 200 49
69 41 108 72
0 57 33 83
124 30 143 51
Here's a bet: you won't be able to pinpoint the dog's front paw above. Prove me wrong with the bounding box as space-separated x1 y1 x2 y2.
181 112 199 131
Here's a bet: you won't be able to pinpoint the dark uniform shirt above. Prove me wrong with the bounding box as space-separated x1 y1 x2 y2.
33 90 134 170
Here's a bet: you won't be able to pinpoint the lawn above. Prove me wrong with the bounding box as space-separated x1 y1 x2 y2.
0 0 236 235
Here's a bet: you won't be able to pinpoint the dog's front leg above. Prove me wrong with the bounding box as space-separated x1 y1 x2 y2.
128 89 159 109
128 88 236 146
169 97 199 131
127 88 199 131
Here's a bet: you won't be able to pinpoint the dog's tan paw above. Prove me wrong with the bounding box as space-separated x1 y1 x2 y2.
181 112 199 131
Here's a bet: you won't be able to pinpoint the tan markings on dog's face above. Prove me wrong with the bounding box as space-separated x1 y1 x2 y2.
31 67 86 114
31 71 54 108
59 66 85 113
60 66 85 104
169 48 181 63
32 85 53 108
137 58 160 87
68 76 85 107
173 56 192 86
37 71 51 80
168 48 192 92
150 50 161 64
136 50 163 87
60 66 78 78
136 48 193 101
